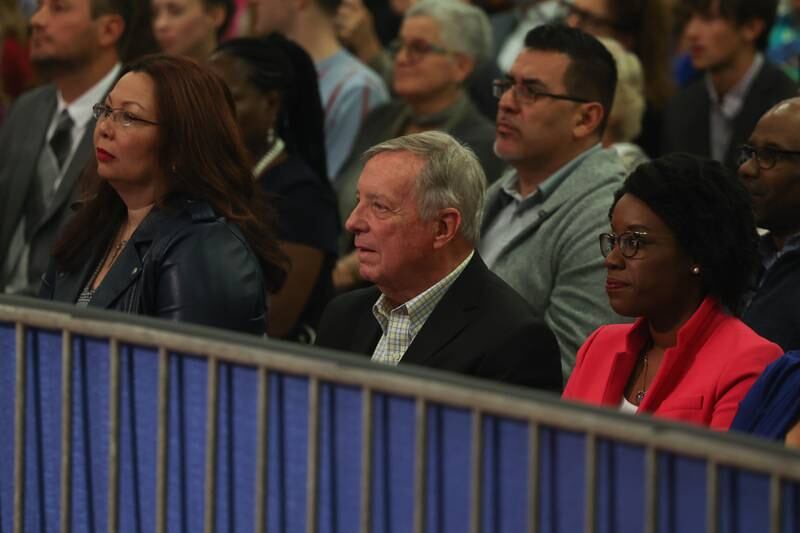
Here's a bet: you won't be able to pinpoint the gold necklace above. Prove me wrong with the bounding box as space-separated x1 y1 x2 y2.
635 341 651 404
107 239 128 266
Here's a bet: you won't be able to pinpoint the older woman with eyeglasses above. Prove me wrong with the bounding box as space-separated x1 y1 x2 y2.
562 153 782 430
332 0 505 290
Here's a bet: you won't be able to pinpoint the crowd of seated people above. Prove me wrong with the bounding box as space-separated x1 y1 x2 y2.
1 0 799 445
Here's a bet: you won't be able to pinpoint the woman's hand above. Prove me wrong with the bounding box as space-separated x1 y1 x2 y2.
335 0 384 64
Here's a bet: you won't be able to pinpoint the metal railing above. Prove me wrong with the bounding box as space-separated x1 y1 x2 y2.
1 294 799 533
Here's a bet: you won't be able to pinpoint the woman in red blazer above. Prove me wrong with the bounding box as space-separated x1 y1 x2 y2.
563 154 782 430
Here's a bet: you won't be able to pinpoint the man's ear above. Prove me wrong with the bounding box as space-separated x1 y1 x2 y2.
739 17 766 47
96 13 125 49
432 207 462 250
572 102 605 140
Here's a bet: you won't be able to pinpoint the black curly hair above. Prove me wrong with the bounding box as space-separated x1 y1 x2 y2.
610 152 758 315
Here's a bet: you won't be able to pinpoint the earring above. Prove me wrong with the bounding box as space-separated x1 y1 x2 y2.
266 127 275 147
691 266 700 275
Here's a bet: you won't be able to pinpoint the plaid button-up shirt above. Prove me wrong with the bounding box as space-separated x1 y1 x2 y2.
371 252 473 365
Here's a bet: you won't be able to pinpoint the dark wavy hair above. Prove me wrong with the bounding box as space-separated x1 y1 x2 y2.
214 34 329 181
53 54 287 291
610 153 758 315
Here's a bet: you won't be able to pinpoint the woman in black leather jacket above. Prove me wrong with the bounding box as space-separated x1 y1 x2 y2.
40 55 287 335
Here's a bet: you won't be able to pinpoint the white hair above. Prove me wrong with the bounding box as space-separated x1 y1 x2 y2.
405 0 493 67
363 131 487 243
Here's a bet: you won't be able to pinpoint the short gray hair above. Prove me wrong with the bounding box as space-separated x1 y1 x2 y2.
363 131 487 244
405 0 492 68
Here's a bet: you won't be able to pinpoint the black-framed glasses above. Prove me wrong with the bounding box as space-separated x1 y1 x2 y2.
388 38 449 64
92 103 159 127
492 78 590 104
737 144 800 170
599 231 648 259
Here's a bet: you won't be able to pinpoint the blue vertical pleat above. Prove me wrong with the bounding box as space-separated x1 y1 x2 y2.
1 322 799 533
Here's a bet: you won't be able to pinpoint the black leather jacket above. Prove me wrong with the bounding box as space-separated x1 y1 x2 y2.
40 198 267 335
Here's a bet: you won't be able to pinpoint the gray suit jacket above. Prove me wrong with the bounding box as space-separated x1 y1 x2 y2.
480 147 628 380
0 84 96 295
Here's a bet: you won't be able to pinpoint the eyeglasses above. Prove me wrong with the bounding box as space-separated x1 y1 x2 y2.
388 38 449 64
92 103 159 127
599 231 648 259
492 79 590 104
559 0 624 31
737 144 800 170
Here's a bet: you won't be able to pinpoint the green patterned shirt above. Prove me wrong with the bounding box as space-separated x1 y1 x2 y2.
371 252 474 365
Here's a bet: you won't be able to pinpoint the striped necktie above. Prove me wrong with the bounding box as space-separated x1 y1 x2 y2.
49 109 74 171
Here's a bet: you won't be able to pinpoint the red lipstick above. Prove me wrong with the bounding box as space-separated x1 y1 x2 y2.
96 148 115 162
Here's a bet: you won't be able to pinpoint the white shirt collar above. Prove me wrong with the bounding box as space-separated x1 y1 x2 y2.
56 63 122 128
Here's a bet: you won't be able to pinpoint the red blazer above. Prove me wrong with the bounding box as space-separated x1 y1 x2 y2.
563 298 783 430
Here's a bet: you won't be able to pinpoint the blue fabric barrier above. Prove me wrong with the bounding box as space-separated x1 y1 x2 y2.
0 323 799 533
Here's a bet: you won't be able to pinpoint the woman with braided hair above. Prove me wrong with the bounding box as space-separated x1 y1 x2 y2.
210 34 340 342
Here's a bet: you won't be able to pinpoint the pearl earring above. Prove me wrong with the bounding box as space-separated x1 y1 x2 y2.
691 266 700 275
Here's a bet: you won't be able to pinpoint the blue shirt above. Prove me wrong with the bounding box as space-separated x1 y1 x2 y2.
317 49 389 181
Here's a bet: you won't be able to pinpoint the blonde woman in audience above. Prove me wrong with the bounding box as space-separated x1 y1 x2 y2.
598 37 648 174
152 0 233 62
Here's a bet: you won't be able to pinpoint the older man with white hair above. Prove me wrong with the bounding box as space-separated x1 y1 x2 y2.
333 0 507 288
316 131 562 391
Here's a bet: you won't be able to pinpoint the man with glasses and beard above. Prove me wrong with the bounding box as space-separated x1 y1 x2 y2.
0 0 131 296
479 24 627 381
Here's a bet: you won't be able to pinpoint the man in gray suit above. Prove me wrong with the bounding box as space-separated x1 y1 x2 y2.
479 25 627 380
0 0 129 295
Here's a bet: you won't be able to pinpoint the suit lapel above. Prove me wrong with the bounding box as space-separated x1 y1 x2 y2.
351 287 383 355
52 251 98 305
401 255 482 366
637 300 719 412
87 243 143 309
1 90 56 241
601 350 638 405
